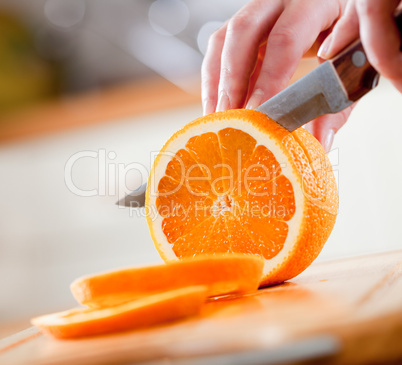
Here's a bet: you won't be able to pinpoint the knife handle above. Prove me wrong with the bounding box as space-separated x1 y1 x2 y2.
330 10 402 102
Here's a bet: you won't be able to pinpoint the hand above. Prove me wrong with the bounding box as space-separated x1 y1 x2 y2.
311 0 402 150
318 0 402 92
201 0 348 152
201 0 401 153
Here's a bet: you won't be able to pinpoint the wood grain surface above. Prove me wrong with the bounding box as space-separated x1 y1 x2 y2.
1 250 402 365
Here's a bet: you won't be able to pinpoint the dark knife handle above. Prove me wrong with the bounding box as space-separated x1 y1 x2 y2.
330 10 402 102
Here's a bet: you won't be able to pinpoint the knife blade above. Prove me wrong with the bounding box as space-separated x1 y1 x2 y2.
256 39 380 131
117 11 402 208
116 182 146 208
256 60 354 132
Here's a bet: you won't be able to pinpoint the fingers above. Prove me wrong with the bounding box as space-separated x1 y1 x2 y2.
304 29 333 58
318 0 402 92
305 105 354 152
356 0 402 87
317 0 359 59
215 0 284 112
202 0 345 115
247 0 343 109
201 0 283 115
201 23 227 115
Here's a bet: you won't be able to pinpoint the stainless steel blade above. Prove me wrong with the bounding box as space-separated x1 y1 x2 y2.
116 183 146 207
256 60 353 132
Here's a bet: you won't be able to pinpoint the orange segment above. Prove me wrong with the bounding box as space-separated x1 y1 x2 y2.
70 254 264 308
185 132 225 195
225 215 263 255
156 176 211 216
204 214 232 252
245 175 296 221
146 109 338 286
161 205 211 244
217 128 256 193
164 148 210 195
237 215 288 259
171 217 219 257
236 144 282 196
32 286 207 339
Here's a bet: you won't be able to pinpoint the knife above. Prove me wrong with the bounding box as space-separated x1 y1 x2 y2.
118 11 402 208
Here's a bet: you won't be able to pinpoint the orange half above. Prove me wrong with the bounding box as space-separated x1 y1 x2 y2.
146 109 338 286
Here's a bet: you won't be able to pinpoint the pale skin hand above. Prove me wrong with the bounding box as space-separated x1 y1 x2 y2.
312 0 402 149
201 0 402 152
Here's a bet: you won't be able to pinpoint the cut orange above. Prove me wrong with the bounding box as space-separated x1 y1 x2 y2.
146 109 338 286
31 286 207 339
71 254 264 308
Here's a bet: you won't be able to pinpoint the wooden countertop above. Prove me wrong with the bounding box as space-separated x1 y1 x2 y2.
1 250 402 365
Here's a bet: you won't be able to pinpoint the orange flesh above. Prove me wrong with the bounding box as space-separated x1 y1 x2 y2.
157 127 296 259
32 286 208 339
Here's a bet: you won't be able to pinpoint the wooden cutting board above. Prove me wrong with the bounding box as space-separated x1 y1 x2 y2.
1 250 402 365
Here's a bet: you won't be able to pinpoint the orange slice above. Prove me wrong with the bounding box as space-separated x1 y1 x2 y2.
31 286 207 339
146 109 338 286
71 254 264 308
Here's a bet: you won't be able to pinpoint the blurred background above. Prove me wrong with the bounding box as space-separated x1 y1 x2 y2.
0 0 249 113
0 0 402 338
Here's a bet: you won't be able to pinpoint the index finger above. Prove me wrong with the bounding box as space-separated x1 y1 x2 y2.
356 0 402 81
201 23 227 115
215 0 284 112
247 0 345 109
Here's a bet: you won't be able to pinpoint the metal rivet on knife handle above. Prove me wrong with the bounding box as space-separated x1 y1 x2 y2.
331 10 402 102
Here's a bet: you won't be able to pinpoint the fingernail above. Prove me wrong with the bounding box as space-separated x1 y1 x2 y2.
216 90 230 112
246 89 264 109
317 34 332 59
303 122 313 135
323 129 335 153
203 99 214 115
